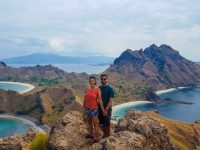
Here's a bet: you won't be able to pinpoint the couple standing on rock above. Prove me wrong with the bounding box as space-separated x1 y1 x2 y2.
83 74 114 143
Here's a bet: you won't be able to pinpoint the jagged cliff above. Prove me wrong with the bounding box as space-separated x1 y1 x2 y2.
47 110 199 150
1 110 200 150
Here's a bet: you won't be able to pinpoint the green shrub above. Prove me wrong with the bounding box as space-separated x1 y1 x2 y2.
30 132 48 150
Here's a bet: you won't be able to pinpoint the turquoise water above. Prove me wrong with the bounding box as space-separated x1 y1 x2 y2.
0 82 30 93
0 118 33 138
113 87 200 123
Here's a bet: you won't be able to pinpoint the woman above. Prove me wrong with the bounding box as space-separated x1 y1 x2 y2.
83 76 106 142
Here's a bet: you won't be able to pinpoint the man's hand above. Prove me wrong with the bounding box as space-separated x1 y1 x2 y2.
102 109 107 116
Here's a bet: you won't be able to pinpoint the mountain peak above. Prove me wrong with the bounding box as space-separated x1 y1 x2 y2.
159 44 172 49
114 44 181 66
149 44 159 49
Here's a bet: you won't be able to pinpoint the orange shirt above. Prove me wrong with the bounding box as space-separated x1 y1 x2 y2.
84 87 99 109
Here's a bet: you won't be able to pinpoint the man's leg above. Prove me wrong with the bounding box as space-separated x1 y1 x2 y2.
98 108 105 136
103 108 112 137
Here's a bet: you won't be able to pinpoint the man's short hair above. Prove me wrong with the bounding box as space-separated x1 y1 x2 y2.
100 74 108 78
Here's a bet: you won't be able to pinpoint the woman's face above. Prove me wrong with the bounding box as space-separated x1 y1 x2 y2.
89 78 96 86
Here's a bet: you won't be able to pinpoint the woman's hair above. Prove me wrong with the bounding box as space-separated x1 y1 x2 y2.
89 76 97 85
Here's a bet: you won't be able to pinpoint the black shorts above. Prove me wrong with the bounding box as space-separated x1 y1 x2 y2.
98 108 112 127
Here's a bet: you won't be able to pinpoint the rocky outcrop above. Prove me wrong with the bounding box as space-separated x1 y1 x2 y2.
1 110 199 150
0 130 36 150
48 111 92 150
114 110 176 150
141 91 161 102
90 131 145 150
48 110 177 150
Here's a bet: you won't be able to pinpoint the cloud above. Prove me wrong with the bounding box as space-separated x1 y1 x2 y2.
0 0 200 60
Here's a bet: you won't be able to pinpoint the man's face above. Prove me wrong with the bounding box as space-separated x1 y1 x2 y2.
101 76 107 85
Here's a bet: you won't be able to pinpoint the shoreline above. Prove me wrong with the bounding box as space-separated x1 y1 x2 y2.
112 100 152 113
0 114 43 131
111 101 152 124
155 86 200 95
155 87 188 95
0 81 35 94
0 114 50 133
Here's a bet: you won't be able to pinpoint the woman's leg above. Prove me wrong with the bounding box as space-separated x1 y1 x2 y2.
92 116 99 141
87 116 94 137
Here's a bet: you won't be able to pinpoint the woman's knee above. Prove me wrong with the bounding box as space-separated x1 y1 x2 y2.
92 117 99 127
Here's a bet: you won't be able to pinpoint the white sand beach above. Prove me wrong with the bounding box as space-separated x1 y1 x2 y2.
111 101 152 124
155 87 188 95
0 114 43 132
112 101 152 113
0 81 35 94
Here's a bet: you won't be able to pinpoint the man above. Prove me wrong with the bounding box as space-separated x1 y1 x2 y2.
99 74 115 137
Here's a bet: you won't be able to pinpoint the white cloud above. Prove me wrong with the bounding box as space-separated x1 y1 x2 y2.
0 0 200 60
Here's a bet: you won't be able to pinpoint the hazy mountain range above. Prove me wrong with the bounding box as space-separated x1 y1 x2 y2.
0 53 115 65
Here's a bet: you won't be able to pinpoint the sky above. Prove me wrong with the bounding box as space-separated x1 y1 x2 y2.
0 0 200 61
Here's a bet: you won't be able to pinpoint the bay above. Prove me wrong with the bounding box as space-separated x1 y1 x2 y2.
113 87 200 123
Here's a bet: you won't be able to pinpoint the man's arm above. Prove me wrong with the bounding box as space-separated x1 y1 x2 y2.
105 87 114 111
105 98 113 111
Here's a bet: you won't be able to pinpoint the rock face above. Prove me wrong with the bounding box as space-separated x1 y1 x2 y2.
48 111 91 150
48 110 177 150
141 91 161 102
114 110 176 150
0 130 36 150
105 44 200 101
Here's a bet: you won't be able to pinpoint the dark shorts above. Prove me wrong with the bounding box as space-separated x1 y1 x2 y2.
98 108 112 127
85 108 99 117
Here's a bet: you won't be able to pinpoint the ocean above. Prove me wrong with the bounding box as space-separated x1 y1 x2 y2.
0 118 33 138
0 82 31 93
8 63 110 74
113 87 200 123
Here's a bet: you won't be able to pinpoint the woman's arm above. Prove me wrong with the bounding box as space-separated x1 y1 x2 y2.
83 88 87 108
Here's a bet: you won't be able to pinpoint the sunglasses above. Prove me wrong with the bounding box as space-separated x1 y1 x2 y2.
101 78 107 80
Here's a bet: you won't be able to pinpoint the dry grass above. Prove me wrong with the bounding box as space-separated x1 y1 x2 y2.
40 93 53 114
146 111 200 150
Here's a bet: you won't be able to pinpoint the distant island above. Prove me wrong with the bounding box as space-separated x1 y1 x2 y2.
0 53 115 65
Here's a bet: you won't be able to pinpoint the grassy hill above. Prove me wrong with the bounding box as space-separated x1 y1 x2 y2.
147 111 200 150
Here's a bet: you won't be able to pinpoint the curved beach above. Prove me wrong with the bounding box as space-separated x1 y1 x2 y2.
155 87 188 95
0 114 43 132
112 101 152 112
0 81 35 94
